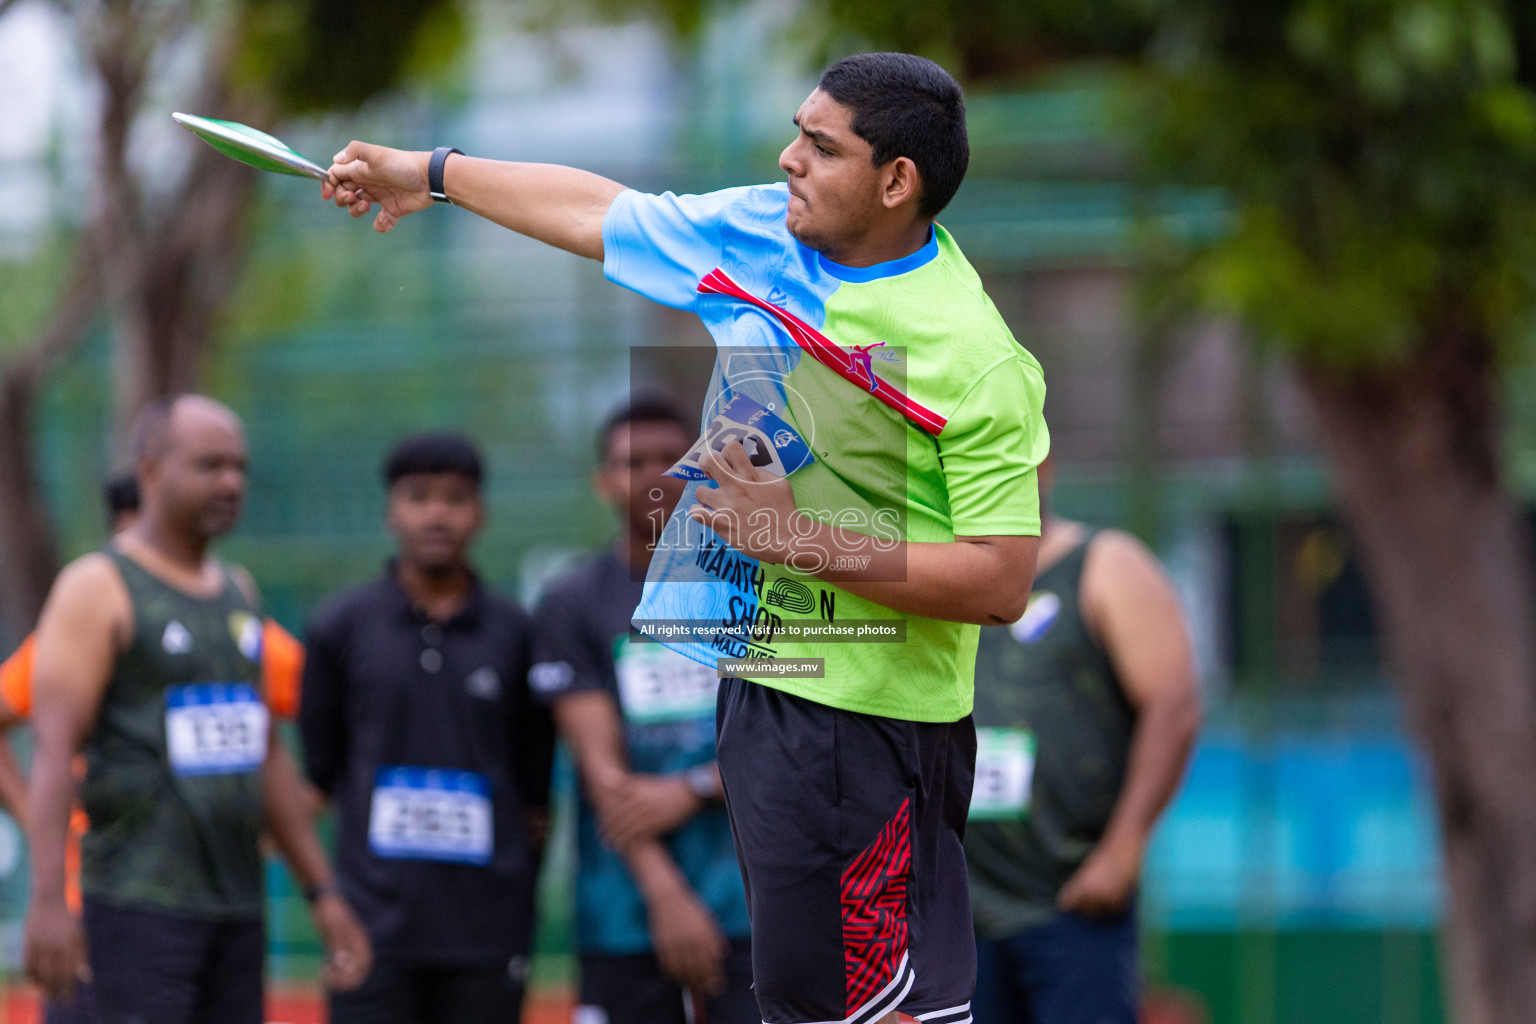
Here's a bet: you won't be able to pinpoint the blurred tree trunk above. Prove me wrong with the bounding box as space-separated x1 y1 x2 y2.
0 0 259 641
0 244 101 643
92 0 262 444
1303 316 1536 1024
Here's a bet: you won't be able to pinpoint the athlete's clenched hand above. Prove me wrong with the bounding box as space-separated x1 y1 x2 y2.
688 442 804 565
24 899 89 1003
322 142 434 233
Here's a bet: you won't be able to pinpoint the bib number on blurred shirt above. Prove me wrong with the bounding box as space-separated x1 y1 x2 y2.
165 683 268 776
368 767 493 864
969 727 1036 821
615 642 719 724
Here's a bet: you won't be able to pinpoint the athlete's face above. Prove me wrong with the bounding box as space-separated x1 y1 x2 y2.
595 420 691 555
143 402 247 541
387 473 484 576
779 90 901 259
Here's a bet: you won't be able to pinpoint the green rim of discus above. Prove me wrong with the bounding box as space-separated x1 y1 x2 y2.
171 112 328 180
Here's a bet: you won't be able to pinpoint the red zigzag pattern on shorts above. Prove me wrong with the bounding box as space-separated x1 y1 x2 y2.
841 798 912 1017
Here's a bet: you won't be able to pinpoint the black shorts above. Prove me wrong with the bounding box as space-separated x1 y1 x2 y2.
716 677 977 1024
43 981 95 1024
329 957 526 1024
83 900 264 1024
578 942 757 1024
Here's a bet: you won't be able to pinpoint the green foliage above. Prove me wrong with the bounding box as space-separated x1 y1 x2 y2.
234 0 464 114
1128 0 1536 369
0 234 81 357
816 0 1149 80
799 0 1536 370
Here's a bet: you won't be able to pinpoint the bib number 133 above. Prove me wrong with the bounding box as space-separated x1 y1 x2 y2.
165 683 269 777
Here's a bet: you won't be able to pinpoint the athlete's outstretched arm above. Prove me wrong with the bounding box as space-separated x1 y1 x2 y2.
321 143 626 257
24 555 128 1002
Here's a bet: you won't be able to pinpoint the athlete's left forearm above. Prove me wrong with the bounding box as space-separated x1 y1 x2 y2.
791 526 1039 624
263 739 337 891
690 442 1037 622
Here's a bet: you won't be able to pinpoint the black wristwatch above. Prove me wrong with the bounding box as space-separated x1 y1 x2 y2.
428 146 463 204
303 880 338 904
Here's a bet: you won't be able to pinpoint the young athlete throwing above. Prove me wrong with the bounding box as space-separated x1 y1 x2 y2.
323 52 1048 1024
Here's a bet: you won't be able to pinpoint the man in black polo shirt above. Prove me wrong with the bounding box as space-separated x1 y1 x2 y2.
300 432 555 1024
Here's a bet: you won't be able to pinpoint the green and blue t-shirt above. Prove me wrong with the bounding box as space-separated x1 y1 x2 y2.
607 184 1049 723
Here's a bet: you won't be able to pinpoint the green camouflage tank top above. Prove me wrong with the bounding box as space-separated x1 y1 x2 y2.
963 531 1136 936
80 547 268 920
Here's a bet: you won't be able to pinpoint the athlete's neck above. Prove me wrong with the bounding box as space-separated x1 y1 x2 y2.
396 560 474 621
119 520 214 582
819 217 933 269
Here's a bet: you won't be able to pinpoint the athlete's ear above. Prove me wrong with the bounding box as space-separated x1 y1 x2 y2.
881 156 921 211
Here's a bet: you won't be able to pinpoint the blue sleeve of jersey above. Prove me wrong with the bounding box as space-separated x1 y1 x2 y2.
602 187 750 310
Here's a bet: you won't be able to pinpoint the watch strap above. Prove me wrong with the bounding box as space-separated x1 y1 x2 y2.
429 146 462 204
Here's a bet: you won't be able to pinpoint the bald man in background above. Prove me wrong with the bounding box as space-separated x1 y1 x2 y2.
23 394 371 1024
0 472 308 1024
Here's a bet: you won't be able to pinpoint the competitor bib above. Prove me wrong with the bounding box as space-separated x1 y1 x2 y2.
368 767 493 864
969 727 1037 821
615 639 719 724
165 683 268 776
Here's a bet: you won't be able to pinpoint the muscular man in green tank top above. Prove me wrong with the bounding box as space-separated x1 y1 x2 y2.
964 457 1203 1024
23 395 373 1024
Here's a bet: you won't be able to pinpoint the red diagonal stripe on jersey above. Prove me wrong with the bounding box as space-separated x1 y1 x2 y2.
840 798 912 1017
697 269 949 436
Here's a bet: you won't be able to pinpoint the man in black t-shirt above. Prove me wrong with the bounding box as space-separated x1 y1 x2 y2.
300 433 555 1024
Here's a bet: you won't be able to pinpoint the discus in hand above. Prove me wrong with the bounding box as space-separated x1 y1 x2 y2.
171 112 328 180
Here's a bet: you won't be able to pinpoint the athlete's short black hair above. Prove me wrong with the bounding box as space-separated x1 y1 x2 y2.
598 396 695 463
818 52 968 219
383 432 483 488
103 473 140 519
